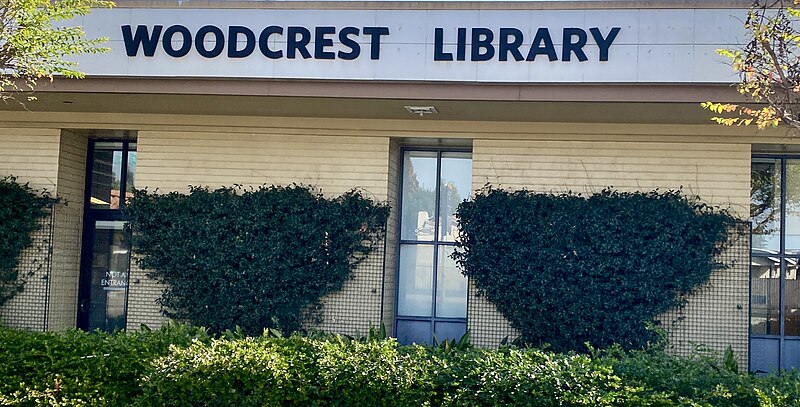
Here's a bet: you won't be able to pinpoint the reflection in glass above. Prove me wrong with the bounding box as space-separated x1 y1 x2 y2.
434 321 467 342
397 245 434 317
396 319 432 345
90 142 123 209
125 148 137 205
751 159 781 253
751 255 780 335
401 152 438 241
786 258 800 336
88 221 131 332
435 246 467 318
787 160 800 255
439 153 472 242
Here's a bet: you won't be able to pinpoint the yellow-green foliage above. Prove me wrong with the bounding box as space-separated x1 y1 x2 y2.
0 0 113 101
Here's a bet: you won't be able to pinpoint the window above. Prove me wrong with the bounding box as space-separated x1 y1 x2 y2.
78 140 137 332
395 149 472 345
750 156 800 371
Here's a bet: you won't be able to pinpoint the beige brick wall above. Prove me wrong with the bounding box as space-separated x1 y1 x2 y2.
126 259 166 330
134 131 390 197
0 128 61 190
468 138 751 363
381 139 401 336
659 225 750 368
126 131 393 333
47 131 87 330
472 140 750 212
0 128 61 330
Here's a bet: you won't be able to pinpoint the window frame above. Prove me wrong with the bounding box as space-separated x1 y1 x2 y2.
750 154 800 340
77 139 137 331
394 146 472 344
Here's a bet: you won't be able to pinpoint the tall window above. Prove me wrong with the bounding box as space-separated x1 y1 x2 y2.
751 156 800 371
78 140 137 332
396 149 472 345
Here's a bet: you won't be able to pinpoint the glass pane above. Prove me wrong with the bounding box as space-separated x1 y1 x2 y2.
396 319 431 346
787 160 800 255
90 142 124 209
786 258 800 336
401 152 437 241
750 338 780 373
434 321 467 343
751 158 781 253
125 149 137 205
435 246 467 318
397 244 434 317
783 340 800 370
751 254 780 335
88 221 131 332
439 152 472 242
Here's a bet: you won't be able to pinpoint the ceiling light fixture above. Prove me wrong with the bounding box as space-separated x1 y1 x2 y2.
404 105 438 117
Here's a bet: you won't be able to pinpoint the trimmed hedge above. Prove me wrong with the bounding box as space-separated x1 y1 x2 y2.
124 185 389 335
1 325 799 406
0 176 59 306
453 187 739 352
0 323 211 406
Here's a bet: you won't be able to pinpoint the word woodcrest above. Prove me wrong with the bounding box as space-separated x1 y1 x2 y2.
122 24 622 62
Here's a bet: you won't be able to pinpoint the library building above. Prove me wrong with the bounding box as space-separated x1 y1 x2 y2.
0 0 795 372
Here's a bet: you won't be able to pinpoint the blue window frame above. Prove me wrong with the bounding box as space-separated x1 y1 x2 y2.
750 155 800 372
395 148 472 345
77 140 137 332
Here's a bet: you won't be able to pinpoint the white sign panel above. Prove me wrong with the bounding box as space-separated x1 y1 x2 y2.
71 8 747 83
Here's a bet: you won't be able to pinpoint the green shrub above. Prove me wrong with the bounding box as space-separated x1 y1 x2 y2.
0 176 59 306
607 347 800 407
452 186 739 352
137 335 437 406
2 326 800 406
125 185 390 335
0 322 210 406
137 334 660 407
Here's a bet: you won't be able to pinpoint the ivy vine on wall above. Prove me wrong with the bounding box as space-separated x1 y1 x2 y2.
0 176 59 307
125 185 389 335
452 186 739 352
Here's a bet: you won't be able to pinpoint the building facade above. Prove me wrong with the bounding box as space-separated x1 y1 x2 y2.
0 0 795 372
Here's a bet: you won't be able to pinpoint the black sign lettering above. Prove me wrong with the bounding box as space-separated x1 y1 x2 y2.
118 24 619 62
315 26 336 60
122 24 162 57
337 27 361 60
499 28 524 62
471 28 494 62
287 26 312 59
590 27 621 62
259 26 283 59
562 28 588 62
433 28 452 61
363 27 389 60
228 26 255 58
526 27 558 62
196 25 225 58
162 25 192 57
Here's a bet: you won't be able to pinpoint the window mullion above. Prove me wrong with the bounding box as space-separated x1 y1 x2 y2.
119 141 129 208
431 152 443 321
779 159 787 360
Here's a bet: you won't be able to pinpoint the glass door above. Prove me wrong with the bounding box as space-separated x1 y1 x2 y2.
77 140 137 332
82 220 131 331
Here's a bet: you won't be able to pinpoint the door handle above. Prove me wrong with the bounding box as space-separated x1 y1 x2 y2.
79 299 90 314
